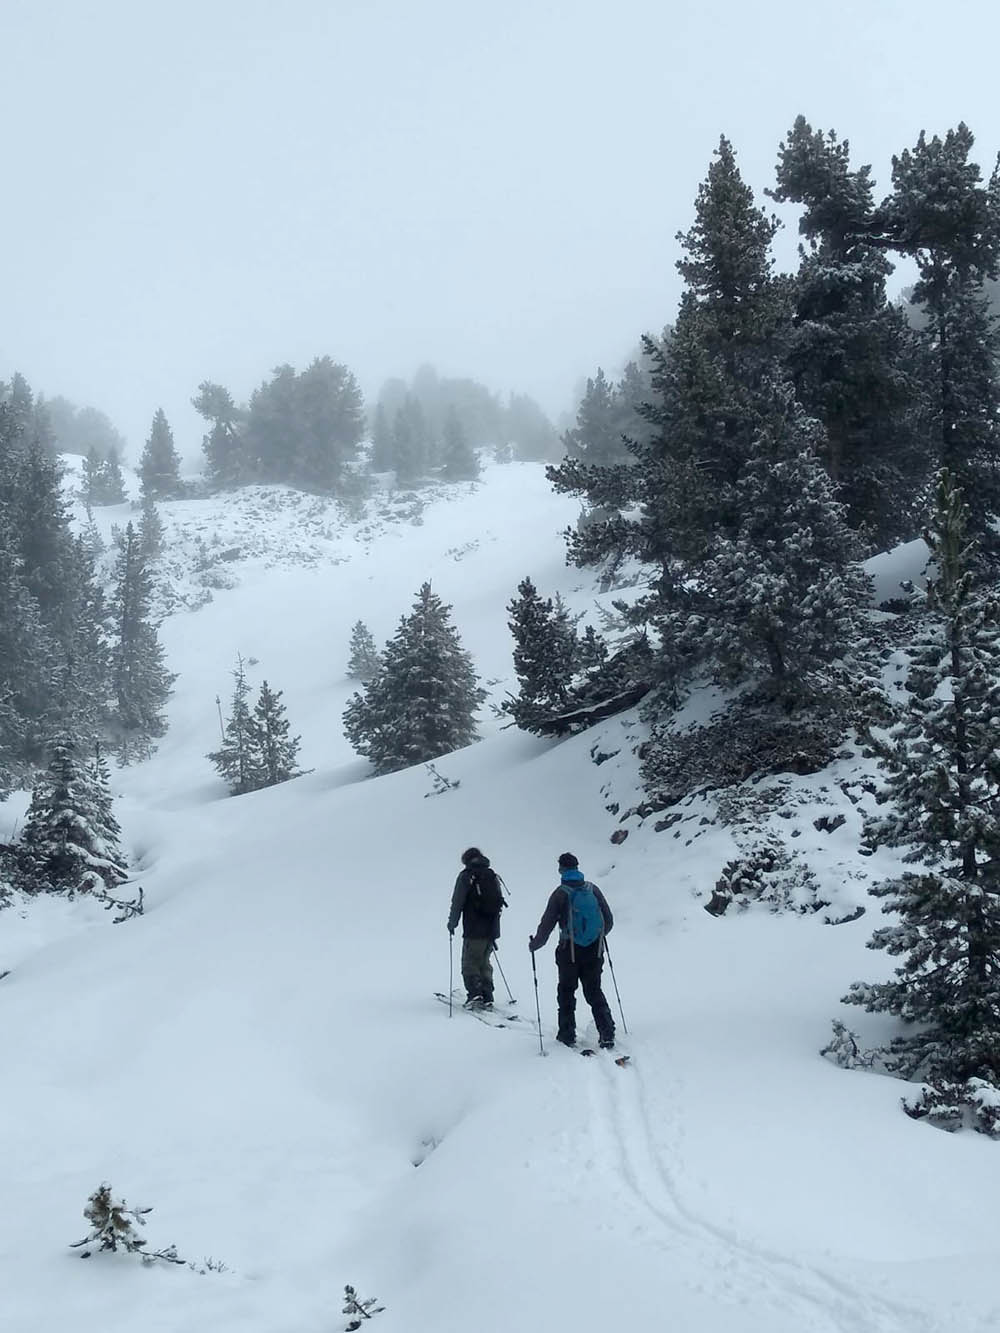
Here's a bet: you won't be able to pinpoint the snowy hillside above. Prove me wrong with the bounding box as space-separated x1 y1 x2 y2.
2 462 999 1333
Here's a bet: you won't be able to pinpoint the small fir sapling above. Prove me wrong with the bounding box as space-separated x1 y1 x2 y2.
343 1284 385 1329
71 1183 183 1264
820 1020 878 1070
424 761 460 796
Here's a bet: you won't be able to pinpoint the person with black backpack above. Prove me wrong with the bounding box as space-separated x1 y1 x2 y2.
528 852 615 1049
447 847 506 1009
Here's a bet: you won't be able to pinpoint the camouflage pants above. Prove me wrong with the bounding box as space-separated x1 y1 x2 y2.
461 937 495 1002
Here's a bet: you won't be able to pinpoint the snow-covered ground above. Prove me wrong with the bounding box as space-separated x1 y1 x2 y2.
2 461 999 1333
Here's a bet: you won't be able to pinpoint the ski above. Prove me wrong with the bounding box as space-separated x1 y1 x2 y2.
433 992 533 1031
580 1047 631 1066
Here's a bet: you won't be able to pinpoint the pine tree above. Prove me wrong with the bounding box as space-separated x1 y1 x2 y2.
390 396 430 484
440 406 480 481
110 523 174 762
845 471 1000 1103
343 582 486 774
346 620 381 681
9 435 78 634
81 448 104 507
0 514 58 771
0 400 113 769
771 116 925 547
560 369 625 465
244 363 298 482
501 577 579 730
248 680 302 787
292 356 366 492
21 736 129 894
89 744 126 867
99 446 128 504
505 392 557 461
80 507 105 561
138 408 182 500
670 381 871 692
54 545 114 749
193 381 245 489
138 494 164 561
207 654 258 794
546 358 654 573
877 125 1000 548
369 402 393 471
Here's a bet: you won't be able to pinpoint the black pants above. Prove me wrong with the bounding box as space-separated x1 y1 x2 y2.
555 940 614 1043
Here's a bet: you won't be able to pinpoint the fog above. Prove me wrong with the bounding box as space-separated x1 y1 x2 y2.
3 0 998 460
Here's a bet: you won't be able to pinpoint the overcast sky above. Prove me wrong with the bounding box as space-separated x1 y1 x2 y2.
3 0 999 460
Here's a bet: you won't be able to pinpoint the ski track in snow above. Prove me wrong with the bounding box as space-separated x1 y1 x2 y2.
584 1052 943 1333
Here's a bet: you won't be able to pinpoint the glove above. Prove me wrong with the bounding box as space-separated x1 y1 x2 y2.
448 926 455 936
528 935 536 952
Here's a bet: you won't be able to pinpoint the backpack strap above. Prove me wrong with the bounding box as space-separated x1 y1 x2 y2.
562 884 577 963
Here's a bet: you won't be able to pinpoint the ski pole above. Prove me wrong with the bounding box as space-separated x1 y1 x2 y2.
493 946 515 1004
604 938 628 1036
530 945 545 1056
448 932 454 1018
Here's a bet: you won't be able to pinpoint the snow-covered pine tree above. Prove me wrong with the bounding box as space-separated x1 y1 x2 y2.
110 522 174 762
247 680 302 787
844 470 1000 1126
0 511 59 772
80 505 106 561
879 125 1000 551
21 736 129 894
673 380 871 693
54 554 114 754
89 743 126 866
342 1284 385 1329
440 406 480 481
208 654 259 794
343 582 486 774
500 576 579 731
138 408 182 500
771 116 925 550
80 448 104 508
138 494 164 561
71 1183 152 1256
346 620 381 682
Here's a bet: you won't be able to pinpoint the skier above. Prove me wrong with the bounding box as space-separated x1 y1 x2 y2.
447 847 504 1009
528 852 615 1049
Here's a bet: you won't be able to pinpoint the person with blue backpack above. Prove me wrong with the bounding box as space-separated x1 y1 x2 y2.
528 852 615 1049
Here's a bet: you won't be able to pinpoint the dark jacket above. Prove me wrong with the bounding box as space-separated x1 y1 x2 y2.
448 856 502 940
530 877 613 952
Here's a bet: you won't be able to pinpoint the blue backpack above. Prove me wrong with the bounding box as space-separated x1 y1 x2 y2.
563 882 604 948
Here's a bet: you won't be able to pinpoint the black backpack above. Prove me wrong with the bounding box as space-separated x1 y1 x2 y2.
468 865 505 917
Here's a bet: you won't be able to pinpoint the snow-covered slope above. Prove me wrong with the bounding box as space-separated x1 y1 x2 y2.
2 463 998 1333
